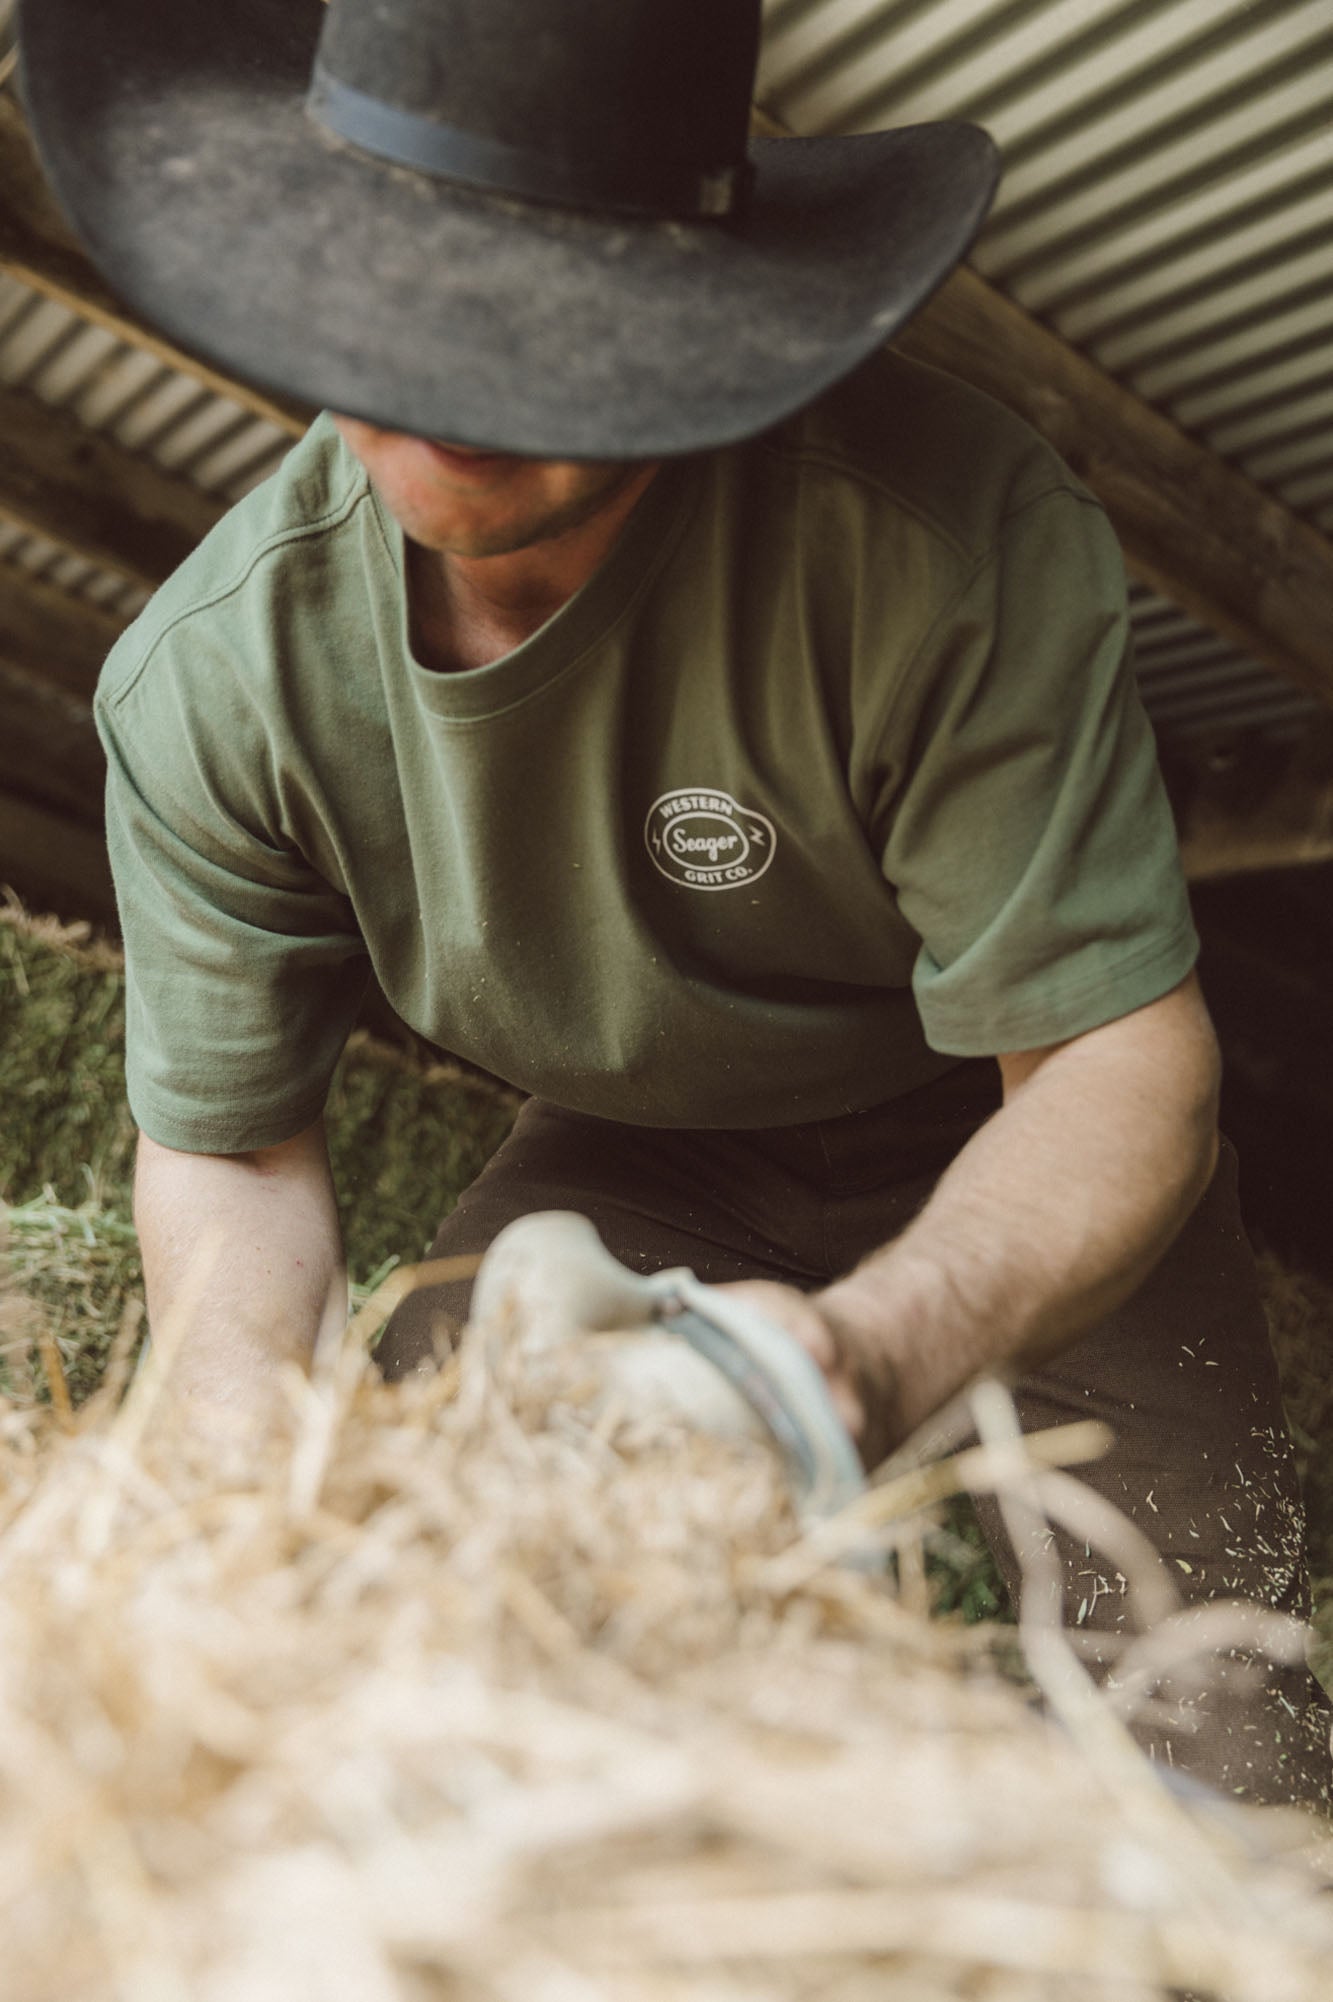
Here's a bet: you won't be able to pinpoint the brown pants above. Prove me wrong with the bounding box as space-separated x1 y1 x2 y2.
379 1061 1332 1811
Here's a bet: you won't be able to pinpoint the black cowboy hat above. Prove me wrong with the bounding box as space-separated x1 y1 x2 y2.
18 0 999 458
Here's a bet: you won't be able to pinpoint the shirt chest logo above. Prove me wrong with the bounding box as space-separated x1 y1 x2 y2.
645 789 777 893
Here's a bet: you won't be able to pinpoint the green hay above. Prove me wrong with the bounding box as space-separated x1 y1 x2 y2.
0 901 517 1286
1 1200 142 1406
324 1032 517 1282
927 1494 1011 1624
0 906 137 1213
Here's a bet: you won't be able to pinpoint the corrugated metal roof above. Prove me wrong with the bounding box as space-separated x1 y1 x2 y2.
0 257 287 622
0 3 1329 757
0 274 288 498
1130 587 1320 745
760 0 1333 536
758 0 1333 744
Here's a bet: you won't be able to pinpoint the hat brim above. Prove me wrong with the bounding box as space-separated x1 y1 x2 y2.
19 0 1000 458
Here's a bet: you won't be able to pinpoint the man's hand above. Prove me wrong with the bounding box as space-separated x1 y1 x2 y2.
723 974 1220 1467
134 1117 347 1437
714 1277 905 1469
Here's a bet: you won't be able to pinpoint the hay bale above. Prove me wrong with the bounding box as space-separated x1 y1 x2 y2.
0 1296 1330 2002
0 901 136 1214
0 899 518 1285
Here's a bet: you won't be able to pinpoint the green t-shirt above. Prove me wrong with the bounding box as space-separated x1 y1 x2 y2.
96 352 1197 1152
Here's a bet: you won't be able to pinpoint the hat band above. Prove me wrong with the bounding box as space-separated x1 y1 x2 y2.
308 65 748 221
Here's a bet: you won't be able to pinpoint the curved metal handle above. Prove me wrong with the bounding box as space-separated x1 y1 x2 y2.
472 1212 872 1543
645 1273 867 1526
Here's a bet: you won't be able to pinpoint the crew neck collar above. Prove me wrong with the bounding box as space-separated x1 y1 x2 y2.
374 454 702 722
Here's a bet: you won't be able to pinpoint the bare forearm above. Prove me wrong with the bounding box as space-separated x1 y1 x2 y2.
818 977 1221 1444
135 1118 347 1422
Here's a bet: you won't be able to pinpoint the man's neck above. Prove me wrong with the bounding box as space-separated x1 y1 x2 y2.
409 462 659 674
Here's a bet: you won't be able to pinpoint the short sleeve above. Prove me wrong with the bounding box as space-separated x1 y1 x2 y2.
96 637 370 1154
879 489 1198 1056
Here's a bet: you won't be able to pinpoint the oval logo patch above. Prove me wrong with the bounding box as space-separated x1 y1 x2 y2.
645 788 776 893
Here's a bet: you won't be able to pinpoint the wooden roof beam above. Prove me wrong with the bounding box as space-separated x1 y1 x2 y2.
751 108 1333 710
1175 730 1333 880
0 656 104 829
0 380 222 590
1181 813 1333 881
0 785 115 925
0 563 128 702
896 269 1333 712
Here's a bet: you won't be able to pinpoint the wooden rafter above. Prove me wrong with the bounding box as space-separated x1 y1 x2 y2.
1176 731 1333 881
0 658 104 827
0 785 115 922
0 381 222 590
750 108 1333 713
896 273 1333 712
1182 811 1333 881
0 564 128 702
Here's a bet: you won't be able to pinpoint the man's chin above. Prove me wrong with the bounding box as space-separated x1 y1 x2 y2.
408 516 567 561
418 442 512 481
407 466 656 561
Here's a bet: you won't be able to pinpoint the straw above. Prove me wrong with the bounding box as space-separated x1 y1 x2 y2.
0 1287 1328 2002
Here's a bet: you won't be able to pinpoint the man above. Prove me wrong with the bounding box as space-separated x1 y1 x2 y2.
21 0 1331 1806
